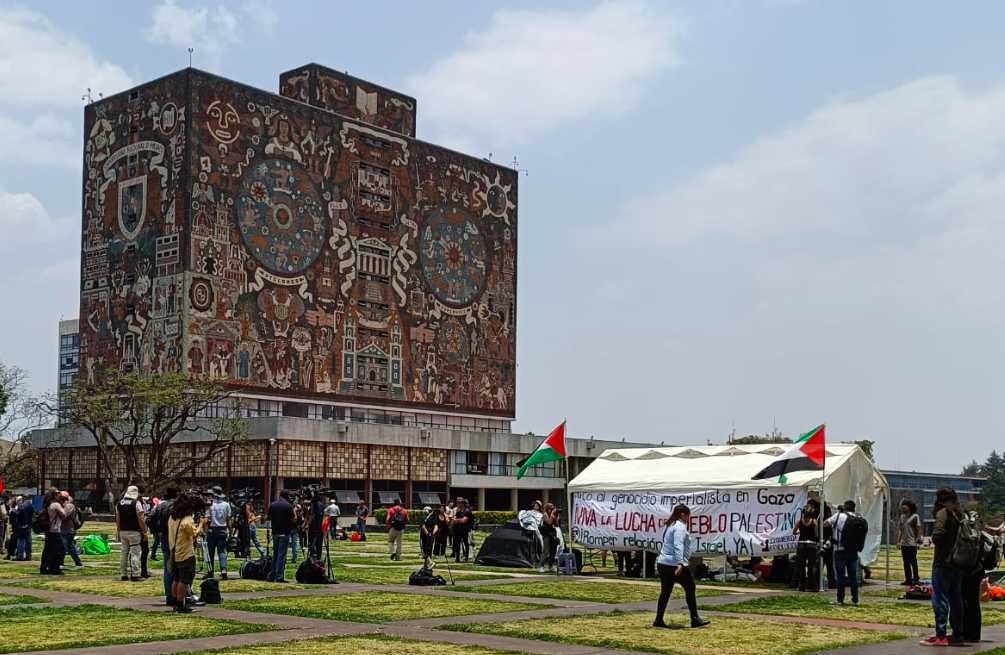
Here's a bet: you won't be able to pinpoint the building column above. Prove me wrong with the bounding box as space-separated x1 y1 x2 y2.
477 487 486 512
510 488 519 511
541 489 550 504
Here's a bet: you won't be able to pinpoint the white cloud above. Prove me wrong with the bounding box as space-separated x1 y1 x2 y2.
409 1 682 149
0 189 75 245
241 0 279 35
589 77 1005 247
144 1 241 72
0 6 133 105
0 113 77 167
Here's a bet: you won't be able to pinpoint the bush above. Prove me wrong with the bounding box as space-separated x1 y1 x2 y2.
372 508 517 527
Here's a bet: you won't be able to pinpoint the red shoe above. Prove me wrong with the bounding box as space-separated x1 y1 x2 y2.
920 636 948 647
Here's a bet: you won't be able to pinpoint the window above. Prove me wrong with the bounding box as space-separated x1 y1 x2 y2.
60 334 79 350
128 90 140 102
59 373 75 389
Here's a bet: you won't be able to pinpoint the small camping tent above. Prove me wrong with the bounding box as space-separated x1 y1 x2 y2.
474 519 542 568
569 443 888 566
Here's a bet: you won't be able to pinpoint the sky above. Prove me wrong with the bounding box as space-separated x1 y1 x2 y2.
1 0 1004 473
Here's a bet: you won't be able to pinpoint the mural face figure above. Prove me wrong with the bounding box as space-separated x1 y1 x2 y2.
206 100 240 144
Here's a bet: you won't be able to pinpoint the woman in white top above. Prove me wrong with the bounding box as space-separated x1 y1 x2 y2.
653 504 709 629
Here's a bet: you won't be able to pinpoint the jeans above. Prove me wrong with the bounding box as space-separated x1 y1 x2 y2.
61 533 82 567
249 524 264 556
901 546 919 583
291 531 300 563
120 530 142 578
140 536 149 576
931 566 964 639
388 528 403 559
270 534 290 581
162 539 173 600
16 530 31 560
539 534 557 569
656 563 699 623
833 549 859 604
150 533 161 559
308 531 323 560
355 517 366 535
40 532 65 574
206 527 228 574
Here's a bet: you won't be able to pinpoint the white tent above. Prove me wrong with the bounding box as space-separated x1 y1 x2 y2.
569 443 889 566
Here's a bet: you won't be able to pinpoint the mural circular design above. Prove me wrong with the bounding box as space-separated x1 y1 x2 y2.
486 185 507 215
419 207 487 307
438 319 469 363
190 278 214 312
237 159 325 275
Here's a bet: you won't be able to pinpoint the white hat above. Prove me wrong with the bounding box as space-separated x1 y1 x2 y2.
123 485 140 500
423 506 433 514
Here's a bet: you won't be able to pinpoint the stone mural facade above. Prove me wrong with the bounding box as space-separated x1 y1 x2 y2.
80 67 517 419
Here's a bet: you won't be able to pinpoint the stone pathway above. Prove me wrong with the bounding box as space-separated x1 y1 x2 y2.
0 575 1000 655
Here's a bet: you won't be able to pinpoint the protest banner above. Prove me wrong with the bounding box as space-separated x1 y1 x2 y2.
571 487 808 557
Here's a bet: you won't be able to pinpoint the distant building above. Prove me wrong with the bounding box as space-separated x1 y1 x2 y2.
882 469 984 537
57 319 80 425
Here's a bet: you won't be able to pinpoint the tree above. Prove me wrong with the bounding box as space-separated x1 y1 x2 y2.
0 361 49 489
843 440 875 462
729 434 793 445
984 451 1005 478
961 460 982 477
56 369 249 494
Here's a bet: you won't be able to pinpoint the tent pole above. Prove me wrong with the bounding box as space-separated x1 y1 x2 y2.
885 487 891 588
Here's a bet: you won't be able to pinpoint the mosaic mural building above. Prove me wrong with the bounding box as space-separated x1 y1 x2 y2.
79 64 518 427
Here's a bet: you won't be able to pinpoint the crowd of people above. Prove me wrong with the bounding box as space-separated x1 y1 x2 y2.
2 489 86 574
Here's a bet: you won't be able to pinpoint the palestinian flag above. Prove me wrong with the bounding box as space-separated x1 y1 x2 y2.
751 424 826 484
517 422 566 479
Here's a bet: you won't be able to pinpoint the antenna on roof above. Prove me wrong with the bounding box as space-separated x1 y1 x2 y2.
82 88 93 104
483 152 493 163
188 47 194 68
511 157 529 176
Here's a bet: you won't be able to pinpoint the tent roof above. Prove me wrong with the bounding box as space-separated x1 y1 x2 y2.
570 443 889 492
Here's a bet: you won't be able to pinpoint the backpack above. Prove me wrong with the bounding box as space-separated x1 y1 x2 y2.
951 512 981 569
296 557 337 584
390 508 407 531
240 555 272 581
71 506 85 530
904 584 933 600
980 531 1001 571
839 513 868 553
471 513 479 531
145 501 170 536
200 577 222 604
408 566 446 586
81 534 110 555
31 508 50 535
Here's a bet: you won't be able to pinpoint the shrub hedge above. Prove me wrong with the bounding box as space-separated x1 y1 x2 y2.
372 509 516 526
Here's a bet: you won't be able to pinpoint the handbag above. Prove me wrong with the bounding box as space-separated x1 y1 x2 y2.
166 518 178 572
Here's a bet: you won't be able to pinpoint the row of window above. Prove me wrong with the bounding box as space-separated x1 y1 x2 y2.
60 334 79 350
449 450 560 478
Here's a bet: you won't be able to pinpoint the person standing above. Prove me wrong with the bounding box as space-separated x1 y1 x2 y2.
386 500 408 561
921 488 966 647
306 493 324 560
419 506 437 568
290 500 303 564
824 501 861 607
354 502 369 540
59 491 84 571
137 496 152 578
0 493 8 553
116 486 146 581
167 493 209 613
325 497 341 540
538 503 559 573
13 495 33 561
206 488 231 580
897 500 922 586
246 502 265 557
653 504 709 629
433 506 449 557
148 487 179 606
39 489 67 575
451 498 473 563
266 490 295 583
792 506 819 592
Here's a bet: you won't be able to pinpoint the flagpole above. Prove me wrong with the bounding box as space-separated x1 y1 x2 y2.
819 422 827 593
563 420 573 574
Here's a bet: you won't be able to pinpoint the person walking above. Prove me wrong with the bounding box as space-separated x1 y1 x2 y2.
920 488 966 647
824 501 861 606
39 489 67 575
653 504 709 629
792 505 819 591
266 490 295 583
116 486 146 582
386 500 408 561
205 488 231 579
59 491 84 571
897 500 922 586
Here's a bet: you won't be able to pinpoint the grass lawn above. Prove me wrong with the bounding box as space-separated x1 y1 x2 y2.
227 590 549 623
0 593 49 605
13 576 320 598
860 587 911 598
174 634 523 655
0 559 125 578
701 595 1005 628
442 610 909 655
331 565 507 585
0 604 278 654
443 580 725 604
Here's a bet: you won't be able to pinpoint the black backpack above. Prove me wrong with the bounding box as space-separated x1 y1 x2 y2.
951 512 981 569
409 566 446 586
146 503 166 536
240 555 272 581
390 508 407 531
980 531 1000 571
200 577 222 604
839 513 868 553
296 557 337 584
30 508 49 535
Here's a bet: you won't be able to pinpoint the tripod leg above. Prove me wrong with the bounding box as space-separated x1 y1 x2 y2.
442 548 454 585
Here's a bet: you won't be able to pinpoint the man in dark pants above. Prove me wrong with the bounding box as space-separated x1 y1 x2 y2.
962 567 983 643
808 494 836 589
266 490 295 583
307 493 324 560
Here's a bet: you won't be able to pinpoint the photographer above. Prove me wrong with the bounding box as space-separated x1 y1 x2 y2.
116 486 146 581
147 487 180 606
246 501 265 558
538 502 559 573
206 487 231 580
306 490 325 560
266 490 295 583
168 493 209 613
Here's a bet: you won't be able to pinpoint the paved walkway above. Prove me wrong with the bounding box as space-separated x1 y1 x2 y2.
0 574 1001 655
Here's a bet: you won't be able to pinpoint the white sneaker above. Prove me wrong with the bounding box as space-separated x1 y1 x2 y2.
538 566 545 573
71 565 83 571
